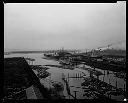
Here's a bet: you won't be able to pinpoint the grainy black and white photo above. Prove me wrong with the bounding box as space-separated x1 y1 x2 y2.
4 2 126 101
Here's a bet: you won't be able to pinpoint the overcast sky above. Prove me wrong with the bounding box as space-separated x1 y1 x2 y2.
4 2 126 51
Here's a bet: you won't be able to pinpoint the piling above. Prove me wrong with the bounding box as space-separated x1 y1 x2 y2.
69 94 70 99
110 94 111 99
90 71 93 78
73 91 78 99
107 70 109 75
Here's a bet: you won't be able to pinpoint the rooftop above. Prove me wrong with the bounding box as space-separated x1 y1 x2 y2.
4 57 44 99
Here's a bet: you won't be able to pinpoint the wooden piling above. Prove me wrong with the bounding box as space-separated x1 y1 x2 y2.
73 91 78 99
107 70 109 75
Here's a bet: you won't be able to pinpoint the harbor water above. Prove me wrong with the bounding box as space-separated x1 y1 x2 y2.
4 53 126 101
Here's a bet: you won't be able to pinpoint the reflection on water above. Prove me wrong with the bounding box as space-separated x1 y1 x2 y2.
4 53 126 101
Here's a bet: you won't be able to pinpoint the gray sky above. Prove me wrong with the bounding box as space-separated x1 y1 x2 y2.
4 2 126 51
